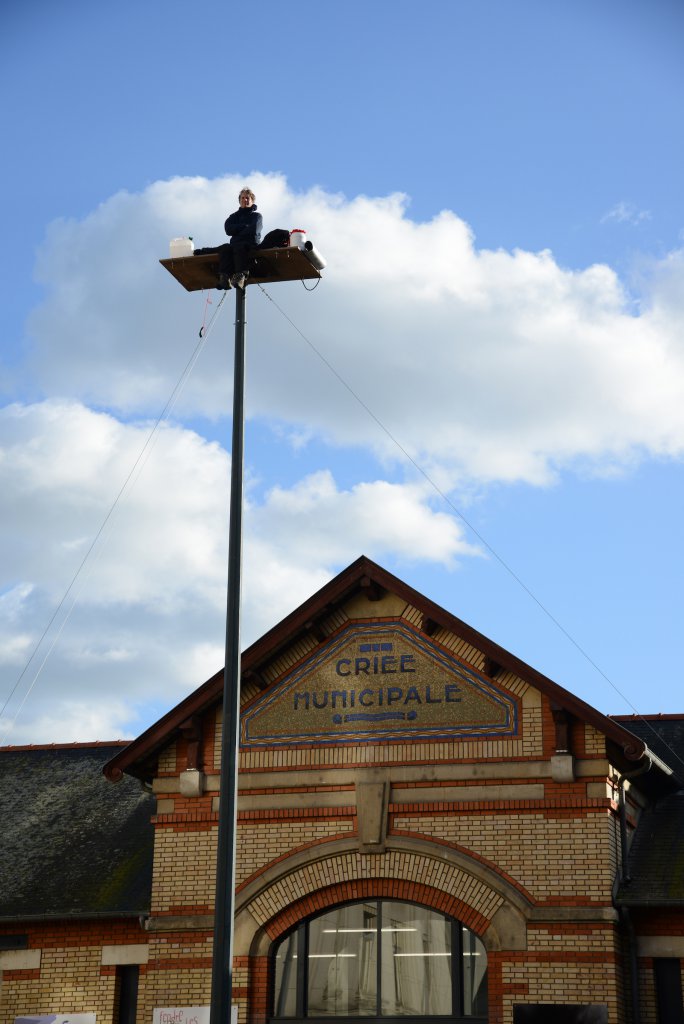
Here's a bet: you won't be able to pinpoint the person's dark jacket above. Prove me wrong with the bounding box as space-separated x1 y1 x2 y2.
225 205 263 246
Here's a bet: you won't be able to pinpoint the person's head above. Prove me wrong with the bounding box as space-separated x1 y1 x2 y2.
239 188 255 208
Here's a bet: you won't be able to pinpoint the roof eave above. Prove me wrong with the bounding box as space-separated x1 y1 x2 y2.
0 910 148 923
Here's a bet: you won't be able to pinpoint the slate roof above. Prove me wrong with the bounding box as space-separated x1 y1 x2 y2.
610 714 684 779
612 717 684 906
615 791 684 906
0 743 154 921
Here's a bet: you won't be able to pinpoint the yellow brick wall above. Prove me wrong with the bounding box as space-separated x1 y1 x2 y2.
151 817 356 908
152 826 218 911
0 947 114 1024
521 691 543 757
236 819 355 886
158 741 177 774
502 958 620 1021
394 810 619 902
137 933 213 1020
638 964 657 1024
526 926 617 952
585 724 607 756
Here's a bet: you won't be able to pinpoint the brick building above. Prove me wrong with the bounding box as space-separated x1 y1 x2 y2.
2 557 684 1023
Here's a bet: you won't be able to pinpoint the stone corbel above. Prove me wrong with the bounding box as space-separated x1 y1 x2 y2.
356 771 390 852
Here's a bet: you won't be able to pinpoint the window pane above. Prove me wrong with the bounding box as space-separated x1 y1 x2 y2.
380 903 452 1016
274 929 299 1017
308 903 378 1016
462 928 488 1017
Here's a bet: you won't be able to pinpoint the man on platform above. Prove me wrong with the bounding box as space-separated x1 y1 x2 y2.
217 188 263 290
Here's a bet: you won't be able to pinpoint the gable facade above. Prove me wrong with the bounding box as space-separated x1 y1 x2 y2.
2 559 682 1024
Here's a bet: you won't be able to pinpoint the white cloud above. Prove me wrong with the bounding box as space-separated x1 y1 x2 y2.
601 201 651 226
0 399 230 607
242 471 478 641
23 174 684 488
7 698 135 746
0 400 472 742
6 174 684 742
250 471 475 568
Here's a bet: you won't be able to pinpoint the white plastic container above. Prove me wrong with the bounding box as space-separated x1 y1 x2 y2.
289 229 307 249
169 237 194 258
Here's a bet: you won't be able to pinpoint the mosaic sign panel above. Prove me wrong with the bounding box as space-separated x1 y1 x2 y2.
242 621 518 746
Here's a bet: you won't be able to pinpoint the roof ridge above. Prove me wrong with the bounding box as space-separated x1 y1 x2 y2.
0 740 131 752
611 714 684 722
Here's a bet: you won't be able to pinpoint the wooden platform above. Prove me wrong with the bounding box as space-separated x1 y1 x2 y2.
160 246 322 292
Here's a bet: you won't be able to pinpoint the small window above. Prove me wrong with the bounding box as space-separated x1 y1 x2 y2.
271 899 487 1022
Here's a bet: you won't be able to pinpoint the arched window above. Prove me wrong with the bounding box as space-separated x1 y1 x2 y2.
271 899 487 1022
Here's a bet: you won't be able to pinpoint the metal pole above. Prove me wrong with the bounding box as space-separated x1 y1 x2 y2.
211 283 247 1024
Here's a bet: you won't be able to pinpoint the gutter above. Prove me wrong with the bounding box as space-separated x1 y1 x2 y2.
0 910 149 924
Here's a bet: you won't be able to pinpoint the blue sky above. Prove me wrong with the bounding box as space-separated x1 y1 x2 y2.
1 0 684 742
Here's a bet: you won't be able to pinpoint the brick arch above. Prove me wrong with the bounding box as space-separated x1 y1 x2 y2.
235 838 528 962
243 869 499 1024
265 876 491 942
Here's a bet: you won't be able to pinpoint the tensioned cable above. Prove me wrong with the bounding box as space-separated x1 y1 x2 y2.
257 283 684 776
0 290 229 743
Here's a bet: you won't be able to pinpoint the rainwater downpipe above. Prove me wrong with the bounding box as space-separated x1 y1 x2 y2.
617 757 652 1024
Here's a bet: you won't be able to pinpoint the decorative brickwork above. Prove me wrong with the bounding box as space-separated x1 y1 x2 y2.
239 738 528 771
243 848 504 935
235 819 355 886
262 876 495 942
261 636 321 685
429 626 483 668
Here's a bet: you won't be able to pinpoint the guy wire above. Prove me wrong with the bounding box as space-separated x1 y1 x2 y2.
0 290 228 742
